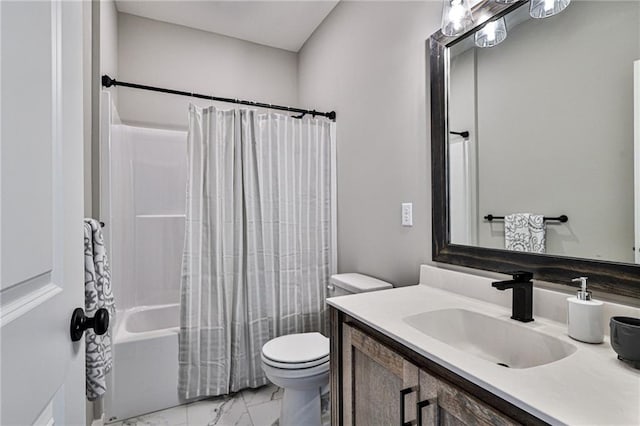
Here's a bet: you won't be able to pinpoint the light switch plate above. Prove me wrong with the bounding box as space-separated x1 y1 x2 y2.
402 203 413 226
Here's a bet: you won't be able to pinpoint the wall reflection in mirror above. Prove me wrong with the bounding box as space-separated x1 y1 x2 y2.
447 1 640 264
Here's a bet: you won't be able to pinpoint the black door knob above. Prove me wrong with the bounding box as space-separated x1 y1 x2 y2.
70 307 109 342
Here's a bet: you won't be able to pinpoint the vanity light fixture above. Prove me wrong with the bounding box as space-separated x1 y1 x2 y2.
529 0 570 18
441 0 474 36
474 17 508 48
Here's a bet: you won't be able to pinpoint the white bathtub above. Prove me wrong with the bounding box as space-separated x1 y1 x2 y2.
105 304 185 423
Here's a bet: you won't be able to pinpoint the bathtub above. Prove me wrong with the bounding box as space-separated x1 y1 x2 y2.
104 304 185 423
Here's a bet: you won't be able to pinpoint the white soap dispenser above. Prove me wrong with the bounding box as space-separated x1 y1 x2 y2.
567 277 604 343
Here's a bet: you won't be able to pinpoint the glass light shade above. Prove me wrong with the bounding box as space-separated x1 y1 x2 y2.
474 17 508 48
441 0 474 37
529 0 570 18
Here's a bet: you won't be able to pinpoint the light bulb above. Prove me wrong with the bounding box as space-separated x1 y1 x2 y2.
474 17 507 48
441 0 474 36
485 21 497 42
529 0 570 18
449 0 465 28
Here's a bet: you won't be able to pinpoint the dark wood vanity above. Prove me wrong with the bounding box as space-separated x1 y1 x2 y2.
330 308 548 426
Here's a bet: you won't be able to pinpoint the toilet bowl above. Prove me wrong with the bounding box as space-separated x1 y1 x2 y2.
261 332 330 426
261 273 393 426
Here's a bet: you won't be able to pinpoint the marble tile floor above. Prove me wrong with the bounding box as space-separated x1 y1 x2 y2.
107 384 330 426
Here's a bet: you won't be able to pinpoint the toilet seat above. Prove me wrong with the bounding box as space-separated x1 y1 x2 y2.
262 353 329 370
261 357 329 380
261 332 329 370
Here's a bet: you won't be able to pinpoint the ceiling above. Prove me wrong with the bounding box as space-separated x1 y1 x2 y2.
115 0 340 52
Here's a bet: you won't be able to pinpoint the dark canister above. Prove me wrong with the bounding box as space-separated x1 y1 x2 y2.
610 316 640 369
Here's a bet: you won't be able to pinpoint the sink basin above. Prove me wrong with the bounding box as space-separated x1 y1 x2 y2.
404 309 576 369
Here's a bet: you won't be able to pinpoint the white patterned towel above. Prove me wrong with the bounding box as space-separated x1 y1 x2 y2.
84 219 115 401
504 213 546 253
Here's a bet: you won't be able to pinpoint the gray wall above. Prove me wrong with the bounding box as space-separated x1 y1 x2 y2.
83 0 95 218
101 0 118 103
117 13 298 130
298 1 442 286
86 0 118 219
466 1 638 263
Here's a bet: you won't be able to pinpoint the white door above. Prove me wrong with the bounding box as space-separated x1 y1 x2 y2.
1 1 86 425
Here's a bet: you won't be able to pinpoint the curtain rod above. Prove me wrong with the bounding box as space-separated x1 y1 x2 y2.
101 75 336 121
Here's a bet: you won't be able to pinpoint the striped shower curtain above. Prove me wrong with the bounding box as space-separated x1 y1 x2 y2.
178 105 334 399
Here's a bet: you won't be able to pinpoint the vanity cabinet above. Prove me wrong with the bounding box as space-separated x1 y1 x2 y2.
416 368 517 426
331 309 545 426
341 322 419 425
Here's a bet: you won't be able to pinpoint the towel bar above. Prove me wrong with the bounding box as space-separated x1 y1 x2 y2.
484 214 568 223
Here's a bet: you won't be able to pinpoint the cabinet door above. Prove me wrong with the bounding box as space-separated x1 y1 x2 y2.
342 324 420 426
417 369 520 426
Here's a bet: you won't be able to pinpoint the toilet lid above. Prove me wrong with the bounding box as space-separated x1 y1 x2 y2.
262 332 329 366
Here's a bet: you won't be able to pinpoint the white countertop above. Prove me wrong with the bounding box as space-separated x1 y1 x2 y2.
327 282 640 425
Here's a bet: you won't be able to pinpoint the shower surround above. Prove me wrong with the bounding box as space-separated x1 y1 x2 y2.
102 113 188 421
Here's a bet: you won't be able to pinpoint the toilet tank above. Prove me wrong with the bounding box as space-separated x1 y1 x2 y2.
327 273 393 298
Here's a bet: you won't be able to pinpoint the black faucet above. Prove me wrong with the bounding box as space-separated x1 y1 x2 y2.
492 271 534 323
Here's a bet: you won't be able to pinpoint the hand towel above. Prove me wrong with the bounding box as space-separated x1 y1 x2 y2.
84 219 116 400
504 213 546 254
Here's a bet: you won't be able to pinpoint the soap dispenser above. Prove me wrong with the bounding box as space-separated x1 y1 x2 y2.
567 277 604 343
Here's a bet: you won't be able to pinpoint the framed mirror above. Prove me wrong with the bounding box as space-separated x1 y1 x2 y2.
430 0 640 298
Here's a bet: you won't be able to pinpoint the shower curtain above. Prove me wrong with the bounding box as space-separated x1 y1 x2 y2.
179 105 334 399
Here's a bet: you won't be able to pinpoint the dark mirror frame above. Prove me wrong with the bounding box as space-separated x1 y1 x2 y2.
430 0 640 299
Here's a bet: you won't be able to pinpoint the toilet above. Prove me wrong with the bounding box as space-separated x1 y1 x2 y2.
261 273 393 426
